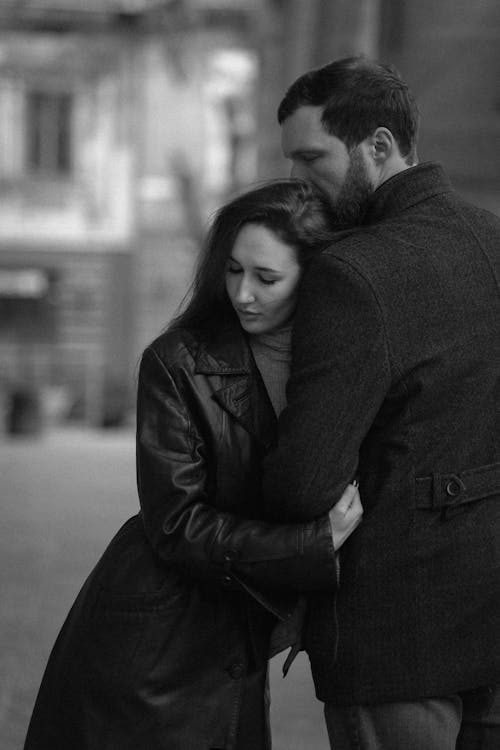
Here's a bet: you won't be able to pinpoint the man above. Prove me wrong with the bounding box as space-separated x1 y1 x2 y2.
262 56 500 749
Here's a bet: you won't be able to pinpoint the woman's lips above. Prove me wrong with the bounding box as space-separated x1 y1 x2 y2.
236 309 260 318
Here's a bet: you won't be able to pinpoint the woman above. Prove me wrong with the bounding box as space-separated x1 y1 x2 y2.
24 179 362 750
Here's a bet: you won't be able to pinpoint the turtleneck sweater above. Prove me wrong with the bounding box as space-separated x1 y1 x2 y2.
248 325 292 417
250 324 312 662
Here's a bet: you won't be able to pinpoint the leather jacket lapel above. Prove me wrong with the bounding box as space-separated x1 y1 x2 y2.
212 371 277 451
195 322 277 450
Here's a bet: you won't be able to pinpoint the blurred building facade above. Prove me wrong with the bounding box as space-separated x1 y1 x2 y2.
0 0 259 427
0 0 499 428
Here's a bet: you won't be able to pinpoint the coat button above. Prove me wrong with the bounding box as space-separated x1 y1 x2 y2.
445 479 462 497
223 550 237 572
228 662 245 680
222 575 232 586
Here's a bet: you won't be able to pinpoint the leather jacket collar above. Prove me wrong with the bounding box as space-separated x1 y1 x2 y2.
194 320 277 451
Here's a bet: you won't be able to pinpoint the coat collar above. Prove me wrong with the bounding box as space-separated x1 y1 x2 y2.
362 161 452 225
194 319 250 376
194 320 277 450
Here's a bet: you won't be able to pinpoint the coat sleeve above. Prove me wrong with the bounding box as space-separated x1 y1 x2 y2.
136 345 337 594
262 252 392 522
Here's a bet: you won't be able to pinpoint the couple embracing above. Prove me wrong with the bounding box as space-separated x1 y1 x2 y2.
25 56 500 750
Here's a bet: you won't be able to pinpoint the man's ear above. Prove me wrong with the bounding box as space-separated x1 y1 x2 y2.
371 127 394 163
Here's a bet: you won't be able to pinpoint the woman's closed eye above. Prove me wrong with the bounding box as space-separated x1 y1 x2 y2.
225 263 280 286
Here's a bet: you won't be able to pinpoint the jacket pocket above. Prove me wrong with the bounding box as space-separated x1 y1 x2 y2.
95 581 187 615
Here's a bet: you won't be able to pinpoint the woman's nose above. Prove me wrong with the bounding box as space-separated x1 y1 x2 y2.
235 277 255 304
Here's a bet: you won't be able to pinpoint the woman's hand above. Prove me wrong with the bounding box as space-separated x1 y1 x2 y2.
329 482 363 551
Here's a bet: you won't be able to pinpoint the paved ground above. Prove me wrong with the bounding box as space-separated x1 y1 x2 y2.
0 427 329 749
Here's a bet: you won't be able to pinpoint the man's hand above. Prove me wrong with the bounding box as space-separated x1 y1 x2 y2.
329 482 363 550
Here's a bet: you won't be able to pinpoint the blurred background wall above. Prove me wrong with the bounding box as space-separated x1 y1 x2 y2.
0 0 499 433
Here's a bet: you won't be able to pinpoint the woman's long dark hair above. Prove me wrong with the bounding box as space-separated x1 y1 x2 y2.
169 179 338 333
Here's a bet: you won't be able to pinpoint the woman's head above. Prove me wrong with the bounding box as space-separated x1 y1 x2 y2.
225 222 302 334
170 179 338 334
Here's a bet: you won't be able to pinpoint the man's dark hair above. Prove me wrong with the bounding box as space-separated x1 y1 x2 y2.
277 55 420 165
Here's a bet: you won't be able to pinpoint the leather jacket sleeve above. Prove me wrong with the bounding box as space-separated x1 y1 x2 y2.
136 345 338 595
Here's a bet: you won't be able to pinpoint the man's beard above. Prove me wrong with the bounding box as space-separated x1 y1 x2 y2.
334 147 373 226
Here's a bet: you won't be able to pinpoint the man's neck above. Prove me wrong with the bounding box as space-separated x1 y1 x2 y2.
375 160 415 190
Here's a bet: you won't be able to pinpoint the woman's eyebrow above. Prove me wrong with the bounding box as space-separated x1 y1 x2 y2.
254 266 282 273
227 256 282 273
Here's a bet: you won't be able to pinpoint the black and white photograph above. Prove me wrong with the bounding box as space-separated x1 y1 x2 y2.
1 2 499 749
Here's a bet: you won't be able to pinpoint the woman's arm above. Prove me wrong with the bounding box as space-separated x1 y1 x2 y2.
137 345 361 596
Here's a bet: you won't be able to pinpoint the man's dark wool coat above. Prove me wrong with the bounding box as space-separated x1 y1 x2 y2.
263 162 500 705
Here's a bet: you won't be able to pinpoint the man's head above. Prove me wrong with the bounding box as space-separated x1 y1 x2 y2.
278 56 420 222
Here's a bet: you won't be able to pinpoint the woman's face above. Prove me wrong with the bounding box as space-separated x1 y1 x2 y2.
225 223 302 335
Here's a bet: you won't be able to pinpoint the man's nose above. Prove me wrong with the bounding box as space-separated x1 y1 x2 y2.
290 162 304 179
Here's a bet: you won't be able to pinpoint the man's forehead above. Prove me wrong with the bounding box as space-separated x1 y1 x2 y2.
282 105 324 136
281 106 339 154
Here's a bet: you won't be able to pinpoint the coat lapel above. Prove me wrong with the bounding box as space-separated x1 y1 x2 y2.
195 323 277 450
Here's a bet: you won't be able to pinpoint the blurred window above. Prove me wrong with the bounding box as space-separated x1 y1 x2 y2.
26 91 72 175
0 267 56 342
